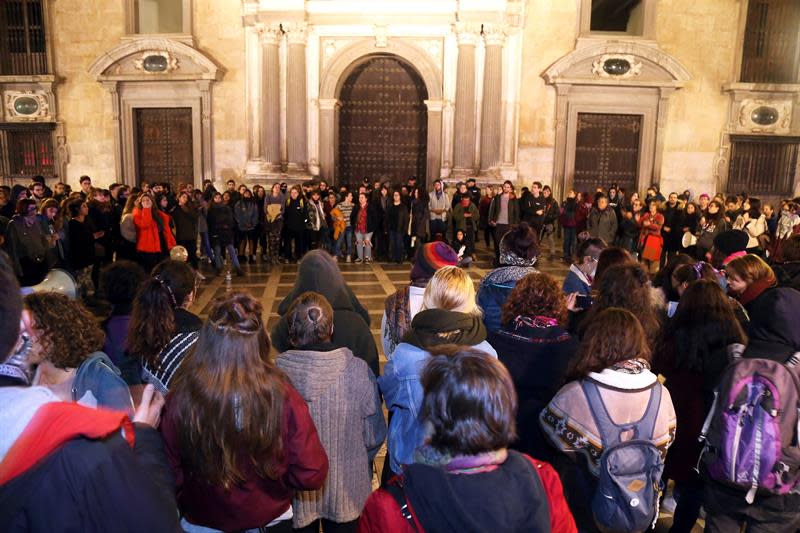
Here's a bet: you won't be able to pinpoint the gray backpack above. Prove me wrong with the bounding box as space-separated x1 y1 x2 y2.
581 380 665 533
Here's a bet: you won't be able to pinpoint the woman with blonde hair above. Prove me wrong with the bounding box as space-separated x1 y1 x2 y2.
379 265 496 475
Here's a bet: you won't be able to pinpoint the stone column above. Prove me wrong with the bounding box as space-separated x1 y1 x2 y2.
261 25 282 171
285 22 308 171
452 24 480 173
425 100 444 185
318 98 340 182
480 26 505 172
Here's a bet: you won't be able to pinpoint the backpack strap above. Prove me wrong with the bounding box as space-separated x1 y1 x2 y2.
581 380 663 446
384 480 419 532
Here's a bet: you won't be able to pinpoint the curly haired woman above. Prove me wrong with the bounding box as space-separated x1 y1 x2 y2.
487 272 579 463
22 292 133 414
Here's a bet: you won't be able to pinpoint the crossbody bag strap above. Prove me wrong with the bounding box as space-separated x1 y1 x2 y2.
385 481 419 532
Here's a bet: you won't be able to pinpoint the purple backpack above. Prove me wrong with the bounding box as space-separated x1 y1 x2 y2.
699 348 800 503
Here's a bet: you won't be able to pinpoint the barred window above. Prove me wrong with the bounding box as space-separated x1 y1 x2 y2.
728 136 799 195
0 124 55 179
0 0 49 75
740 0 800 84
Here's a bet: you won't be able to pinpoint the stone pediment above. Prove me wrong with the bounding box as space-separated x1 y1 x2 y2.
542 42 691 88
88 38 224 82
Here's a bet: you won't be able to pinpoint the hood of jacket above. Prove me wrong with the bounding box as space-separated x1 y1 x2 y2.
277 250 354 314
276 346 352 402
403 309 487 349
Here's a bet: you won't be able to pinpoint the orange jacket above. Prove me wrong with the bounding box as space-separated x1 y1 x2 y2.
133 207 176 253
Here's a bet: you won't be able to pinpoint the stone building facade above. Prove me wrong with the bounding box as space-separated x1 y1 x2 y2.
1 0 798 199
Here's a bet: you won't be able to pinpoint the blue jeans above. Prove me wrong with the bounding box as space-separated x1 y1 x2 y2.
563 227 576 259
344 226 354 257
213 243 241 272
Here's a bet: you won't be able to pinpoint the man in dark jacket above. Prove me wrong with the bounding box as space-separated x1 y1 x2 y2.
488 181 521 265
0 252 182 532
521 181 547 232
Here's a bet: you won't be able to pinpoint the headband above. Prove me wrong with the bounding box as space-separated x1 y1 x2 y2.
153 275 177 308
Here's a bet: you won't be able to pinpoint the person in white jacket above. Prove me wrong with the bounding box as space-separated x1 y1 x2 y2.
733 198 767 252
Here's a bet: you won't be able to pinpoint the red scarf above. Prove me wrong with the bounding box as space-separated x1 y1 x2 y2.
737 277 776 307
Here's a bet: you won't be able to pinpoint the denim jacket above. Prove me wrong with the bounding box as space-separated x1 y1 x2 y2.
379 340 497 475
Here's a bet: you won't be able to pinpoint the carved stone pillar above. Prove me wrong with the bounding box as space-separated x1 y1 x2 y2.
425 100 444 185
198 80 214 182
318 98 340 182
261 26 282 170
480 27 505 172
285 23 308 171
102 81 123 184
452 25 480 173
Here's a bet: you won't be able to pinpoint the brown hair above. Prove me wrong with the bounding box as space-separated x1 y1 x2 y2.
287 291 334 348
594 247 636 286
726 254 777 286
781 235 800 262
570 308 650 379
168 291 285 488
421 345 517 456
500 272 567 326
24 292 105 369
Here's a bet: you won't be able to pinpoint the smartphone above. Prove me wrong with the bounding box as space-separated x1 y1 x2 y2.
575 294 593 309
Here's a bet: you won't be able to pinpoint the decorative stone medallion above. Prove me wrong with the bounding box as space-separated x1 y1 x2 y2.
133 51 179 74
4 91 52 122
592 54 642 79
737 99 792 134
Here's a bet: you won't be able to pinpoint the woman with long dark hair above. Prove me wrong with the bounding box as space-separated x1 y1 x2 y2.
696 200 728 261
161 291 328 533
128 259 201 393
653 280 746 533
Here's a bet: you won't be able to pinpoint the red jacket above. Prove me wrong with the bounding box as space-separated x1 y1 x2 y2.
358 455 577 533
160 383 329 532
133 207 176 253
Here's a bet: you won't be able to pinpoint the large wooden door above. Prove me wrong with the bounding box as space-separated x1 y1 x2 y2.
574 113 641 193
337 55 428 186
135 107 193 189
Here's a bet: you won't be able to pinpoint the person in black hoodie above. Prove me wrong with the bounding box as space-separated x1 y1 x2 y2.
386 189 410 264
171 191 199 269
360 346 576 533
271 250 378 376
207 192 243 276
488 272 579 462
0 252 182 533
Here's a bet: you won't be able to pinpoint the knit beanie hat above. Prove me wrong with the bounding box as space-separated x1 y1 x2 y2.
410 242 458 282
713 229 749 257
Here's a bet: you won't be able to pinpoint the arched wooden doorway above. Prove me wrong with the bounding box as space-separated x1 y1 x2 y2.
337 55 428 186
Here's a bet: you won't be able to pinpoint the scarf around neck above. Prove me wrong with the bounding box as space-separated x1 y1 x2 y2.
402 309 487 349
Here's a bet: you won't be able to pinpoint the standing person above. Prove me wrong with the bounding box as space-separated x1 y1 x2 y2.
466 177 481 205
541 308 676 531
254 185 268 261
283 186 307 262
207 192 243 276
381 242 459 357
733 197 768 254
38 198 66 268
380 266 497 475
306 189 328 252
680 202 701 257
479 185 495 247
328 194 347 260
160 292 329 533
351 191 378 264
361 346 577 533
409 187 430 253
451 193 479 245
264 183 285 264
639 200 665 274
133 193 176 274
337 190 355 262
4 198 50 286
278 292 386 533
488 180 520 265
521 181 547 234
653 280 747 533
488 272 579 462
66 197 99 299
78 175 92 199
661 192 683 267
428 179 450 241
587 194 618 246
234 188 259 264
386 190 410 264
172 192 199 269
560 189 581 262
696 200 728 261
540 185 560 259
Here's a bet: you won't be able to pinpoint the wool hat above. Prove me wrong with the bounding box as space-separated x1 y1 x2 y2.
713 229 749 257
410 242 458 282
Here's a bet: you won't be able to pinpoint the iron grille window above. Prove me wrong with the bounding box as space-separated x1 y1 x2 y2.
728 136 799 195
0 0 48 75
0 124 54 179
740 0 800 83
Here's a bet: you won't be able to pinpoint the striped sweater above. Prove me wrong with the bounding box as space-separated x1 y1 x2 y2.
140 309 202 394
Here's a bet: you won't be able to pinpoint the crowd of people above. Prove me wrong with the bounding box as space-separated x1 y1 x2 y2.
1 172 800 533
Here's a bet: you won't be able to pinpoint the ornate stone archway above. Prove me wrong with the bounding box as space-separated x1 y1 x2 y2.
318 38 444 185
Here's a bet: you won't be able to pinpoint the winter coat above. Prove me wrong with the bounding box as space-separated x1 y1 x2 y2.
284 197 308 232
386 202 410 233
662 204 683 251
133 207 176 253
206 203 236 247
0 387 182 532
271 250 378 375
276 346 386 527
451 202 480 232
488 194 520 225
477 265 538 332
161 382 328 532
233 199 259 232
5 216 49 278
562 264 592 296
67 218 96 270
351 203 380 234
587 207 618 245
171 206 199 242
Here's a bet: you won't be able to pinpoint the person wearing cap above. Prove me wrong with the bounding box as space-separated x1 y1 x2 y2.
380 242 459 357
711 229 749 269
466 177 481 206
